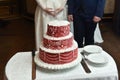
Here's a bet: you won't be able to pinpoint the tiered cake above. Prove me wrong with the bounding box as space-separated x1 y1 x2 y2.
34 20 82 69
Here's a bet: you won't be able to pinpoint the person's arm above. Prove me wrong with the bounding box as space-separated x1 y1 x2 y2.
67 0 74 15
35 0 46 10
95 0 106 18
35 0 55 16
93 0 106 22
55 0 67 15
67 0 74 21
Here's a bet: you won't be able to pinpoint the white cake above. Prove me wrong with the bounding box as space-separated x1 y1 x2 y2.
34 20 82 69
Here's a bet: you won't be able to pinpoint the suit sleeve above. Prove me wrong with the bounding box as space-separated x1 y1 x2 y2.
67 0 74 15
95 0 106 18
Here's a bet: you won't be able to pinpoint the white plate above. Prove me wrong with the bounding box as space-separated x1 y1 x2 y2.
86 54 108 66
83 45 102 54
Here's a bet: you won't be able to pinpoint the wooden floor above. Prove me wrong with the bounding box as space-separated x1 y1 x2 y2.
0 18 120 80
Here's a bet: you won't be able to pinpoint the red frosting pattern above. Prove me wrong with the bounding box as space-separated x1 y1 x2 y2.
47 24 70 37
43 36 73 50
39 48 78 64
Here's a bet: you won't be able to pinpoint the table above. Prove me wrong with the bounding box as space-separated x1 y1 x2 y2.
5 49 118 80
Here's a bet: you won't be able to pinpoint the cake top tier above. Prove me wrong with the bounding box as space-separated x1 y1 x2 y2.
48 20 70 27
47 20 70 37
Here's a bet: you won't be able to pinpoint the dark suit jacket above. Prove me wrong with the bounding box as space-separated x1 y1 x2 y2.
67 0 106 20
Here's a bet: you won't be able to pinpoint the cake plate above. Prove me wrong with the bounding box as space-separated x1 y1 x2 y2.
34 53 82 70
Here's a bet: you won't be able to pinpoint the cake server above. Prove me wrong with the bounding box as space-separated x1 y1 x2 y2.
32 50 36 80
81 52 91 73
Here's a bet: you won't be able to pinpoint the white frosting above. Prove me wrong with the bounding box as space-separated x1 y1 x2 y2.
39 41 78 54
48 20 70 26
44 32 73 40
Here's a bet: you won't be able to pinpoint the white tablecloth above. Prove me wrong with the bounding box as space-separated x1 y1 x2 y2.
5 49 118 80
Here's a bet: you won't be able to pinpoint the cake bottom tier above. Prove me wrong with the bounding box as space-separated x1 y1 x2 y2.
39 48 78 64
34 52 82 70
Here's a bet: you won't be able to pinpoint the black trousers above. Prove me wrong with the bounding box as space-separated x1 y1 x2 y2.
73 15 97 48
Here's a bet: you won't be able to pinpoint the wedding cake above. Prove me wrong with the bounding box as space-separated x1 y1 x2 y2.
34 20 82 69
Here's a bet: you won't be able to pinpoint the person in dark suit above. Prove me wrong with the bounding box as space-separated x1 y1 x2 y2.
67 0 106 47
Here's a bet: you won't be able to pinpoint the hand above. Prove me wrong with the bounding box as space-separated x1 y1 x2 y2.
67 15 73 21
55 8 64 15
93 16 101 23
44 8 56 16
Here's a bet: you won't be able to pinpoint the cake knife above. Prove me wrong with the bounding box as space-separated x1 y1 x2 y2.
32 50 36 80
81 52 91 73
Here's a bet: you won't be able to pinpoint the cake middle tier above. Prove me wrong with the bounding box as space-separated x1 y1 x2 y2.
43 32 73 49
39 41 78 64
